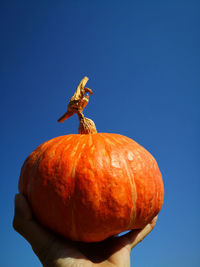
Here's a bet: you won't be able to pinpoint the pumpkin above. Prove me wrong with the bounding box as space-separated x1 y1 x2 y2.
19 77 164 242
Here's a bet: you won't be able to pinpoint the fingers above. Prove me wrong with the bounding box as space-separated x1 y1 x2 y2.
13 194 88 265
13 193 55 261
121 216 158 251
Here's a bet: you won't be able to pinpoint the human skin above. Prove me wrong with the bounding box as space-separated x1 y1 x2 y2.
13 193 157 267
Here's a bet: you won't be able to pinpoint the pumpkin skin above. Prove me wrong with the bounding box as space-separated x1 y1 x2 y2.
19 133 164 242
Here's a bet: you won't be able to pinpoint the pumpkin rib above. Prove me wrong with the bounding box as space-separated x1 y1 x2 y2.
101 135 134 232
19 138 57 195
71 135 86 241
52 137 77 239
123 157 137 230
103 134 138 230
30 138 68 220
27 138 62 199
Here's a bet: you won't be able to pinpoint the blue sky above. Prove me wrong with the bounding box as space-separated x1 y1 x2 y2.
1 1 200 266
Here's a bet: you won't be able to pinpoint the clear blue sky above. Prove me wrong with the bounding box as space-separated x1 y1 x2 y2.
1 1 199 266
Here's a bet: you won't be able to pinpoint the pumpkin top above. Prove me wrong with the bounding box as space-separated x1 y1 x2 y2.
57 77 97 134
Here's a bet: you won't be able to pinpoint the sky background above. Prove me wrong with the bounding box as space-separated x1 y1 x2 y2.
1 0 200 266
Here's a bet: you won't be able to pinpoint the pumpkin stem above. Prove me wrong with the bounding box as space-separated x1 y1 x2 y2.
58 77 97 134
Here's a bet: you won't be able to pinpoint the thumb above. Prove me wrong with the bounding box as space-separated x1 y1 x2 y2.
118 216 158 252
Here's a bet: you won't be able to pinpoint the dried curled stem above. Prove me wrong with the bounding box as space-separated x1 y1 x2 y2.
58 77 97 134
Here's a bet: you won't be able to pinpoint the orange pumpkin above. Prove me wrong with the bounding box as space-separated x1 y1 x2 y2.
19 77 164 242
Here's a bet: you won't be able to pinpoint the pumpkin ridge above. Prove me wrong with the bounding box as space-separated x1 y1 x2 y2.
71 135 87 240
122 156 137 229
26 138 62 199
33 137 67 186
104 133 123 146
54 137 75 181
107 134 138 230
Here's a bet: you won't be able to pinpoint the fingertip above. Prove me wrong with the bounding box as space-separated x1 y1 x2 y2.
14 193 24 204
14 193 32 221
151 215 158 227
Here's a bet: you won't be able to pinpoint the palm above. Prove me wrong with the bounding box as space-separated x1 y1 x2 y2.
13 193 157 267
43 238 131 267
43 232 132 267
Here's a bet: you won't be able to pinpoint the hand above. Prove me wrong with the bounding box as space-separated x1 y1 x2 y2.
13 193 157 267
